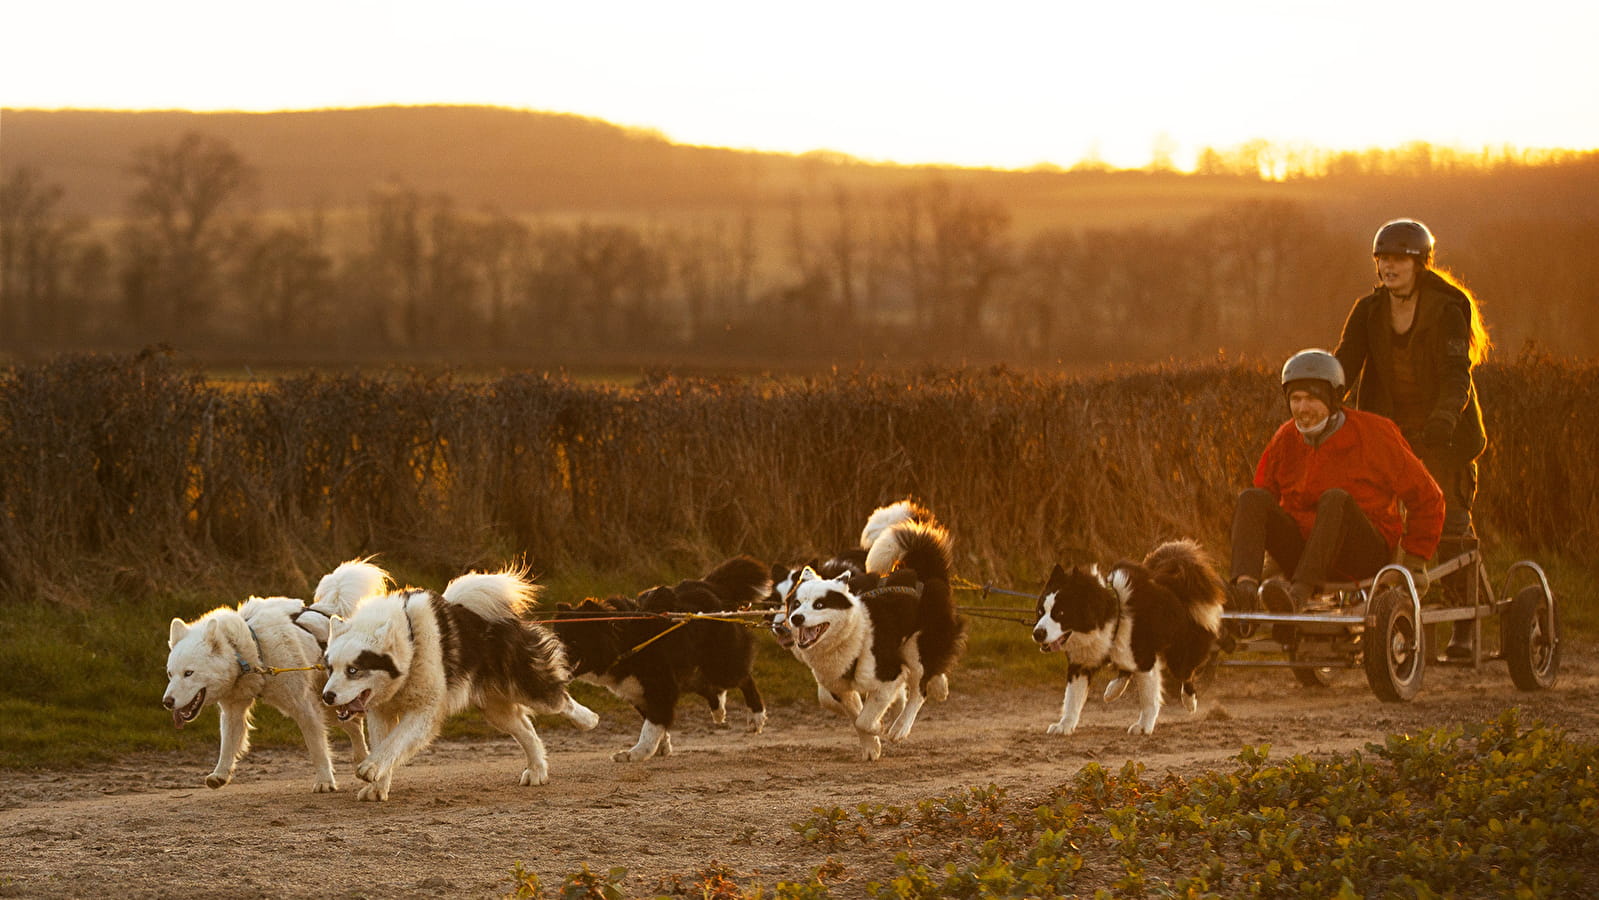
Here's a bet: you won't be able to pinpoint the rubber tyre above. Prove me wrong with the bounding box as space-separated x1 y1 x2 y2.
1290 652 1336 688
1363 588 1425 702
1504 585 1560 691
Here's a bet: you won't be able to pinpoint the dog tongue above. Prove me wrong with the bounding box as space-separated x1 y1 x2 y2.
172 708 187 729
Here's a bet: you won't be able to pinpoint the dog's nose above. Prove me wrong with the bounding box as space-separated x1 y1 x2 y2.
789 614 804 627
162 696 174 709
1032 628 1045 643
322 691 336 706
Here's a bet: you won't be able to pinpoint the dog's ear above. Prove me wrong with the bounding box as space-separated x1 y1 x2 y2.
328 615 346 641
798 566 822 583
556 602 572 611
168 617 190 648
1048 563 1066 583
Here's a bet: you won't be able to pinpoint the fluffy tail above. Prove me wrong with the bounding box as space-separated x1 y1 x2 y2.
859 499 937 553
443 568 540 622
1143 539 1226 624
700 555 773 609
310 557 394 618
866 517 951 578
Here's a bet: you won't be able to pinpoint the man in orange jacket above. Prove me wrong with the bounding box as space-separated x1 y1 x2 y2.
1230 349 1445 624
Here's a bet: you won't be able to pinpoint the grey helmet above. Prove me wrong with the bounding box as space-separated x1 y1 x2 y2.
1372 219 1434 264
1281 349 1345 410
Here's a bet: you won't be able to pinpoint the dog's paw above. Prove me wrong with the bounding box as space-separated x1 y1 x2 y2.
659 733 674 757
746 710 767 734
1103 676 1130 702
887 721 914 743
858 736 882 761
566 701 601 732
518 765 550 786
204 772 232 790
355 783 388 802
1127 719 1156 736
1183 693 1199 713
355 759 378 783
710 708 728 727
1046 720 1077 736
312 779 338 794
926 673 950 702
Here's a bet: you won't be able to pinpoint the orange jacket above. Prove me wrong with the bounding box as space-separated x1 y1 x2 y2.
1254 408 1445 561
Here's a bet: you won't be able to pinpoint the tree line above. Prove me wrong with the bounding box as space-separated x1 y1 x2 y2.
3 131 1596 365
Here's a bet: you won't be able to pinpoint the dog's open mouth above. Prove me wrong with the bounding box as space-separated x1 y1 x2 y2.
171 689 206 729
795 623 829 650
336 689 371 721
1037 633 1070 654
770 622 795 649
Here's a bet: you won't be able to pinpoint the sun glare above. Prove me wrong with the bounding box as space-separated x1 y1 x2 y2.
5 0 1598 171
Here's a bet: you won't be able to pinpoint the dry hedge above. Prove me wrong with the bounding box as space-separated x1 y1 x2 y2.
0 353 1592 605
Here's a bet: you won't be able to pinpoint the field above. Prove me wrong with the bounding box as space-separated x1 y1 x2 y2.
3 654 1596 898
3 353 1598 896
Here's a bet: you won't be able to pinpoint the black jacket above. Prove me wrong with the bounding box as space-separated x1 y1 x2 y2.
1333 269 1486 464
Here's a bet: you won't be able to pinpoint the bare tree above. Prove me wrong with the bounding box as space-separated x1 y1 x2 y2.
0 167 85 343
122 132 256 338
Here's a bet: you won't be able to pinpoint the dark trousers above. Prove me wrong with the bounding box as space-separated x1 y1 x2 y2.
1230 488 1392 588
1419 453 1477 540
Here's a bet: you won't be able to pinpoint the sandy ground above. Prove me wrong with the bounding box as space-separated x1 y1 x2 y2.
3 648 1596 899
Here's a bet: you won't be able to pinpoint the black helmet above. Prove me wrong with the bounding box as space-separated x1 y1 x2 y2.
1281 349 1345 409
1372 219 1434 264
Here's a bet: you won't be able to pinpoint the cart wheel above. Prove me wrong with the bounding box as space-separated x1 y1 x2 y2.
1363 588 1425 702
1504 585 1560 691
1290 652 1337 688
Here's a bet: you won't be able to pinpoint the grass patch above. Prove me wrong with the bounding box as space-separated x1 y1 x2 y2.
514 711 1598 898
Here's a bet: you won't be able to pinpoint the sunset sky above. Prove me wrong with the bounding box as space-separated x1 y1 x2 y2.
5 0 1597 170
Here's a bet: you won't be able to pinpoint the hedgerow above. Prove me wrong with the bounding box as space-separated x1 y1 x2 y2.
1 352 1594 607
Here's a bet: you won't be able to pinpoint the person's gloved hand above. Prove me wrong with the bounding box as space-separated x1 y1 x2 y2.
1421 413 1454 451
1402 552 1432 594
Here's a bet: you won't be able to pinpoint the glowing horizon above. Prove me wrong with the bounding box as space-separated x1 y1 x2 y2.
4 0 1598 172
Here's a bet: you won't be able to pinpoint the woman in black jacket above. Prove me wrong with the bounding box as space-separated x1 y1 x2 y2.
1334 219 1491 658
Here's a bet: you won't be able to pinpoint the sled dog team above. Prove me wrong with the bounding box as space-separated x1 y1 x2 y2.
164 500 1226 799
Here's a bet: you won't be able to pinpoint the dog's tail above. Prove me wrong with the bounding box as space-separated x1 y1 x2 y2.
443 567 540 622
859 499 938 552
865 519 953 583
1143 539 1226 628
310 557 394 618
700 555 773 609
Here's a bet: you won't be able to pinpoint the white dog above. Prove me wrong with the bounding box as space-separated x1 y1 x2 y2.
321 568 600 801
162 559 390 791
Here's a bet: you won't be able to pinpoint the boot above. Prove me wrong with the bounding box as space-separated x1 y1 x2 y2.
1261 577 1309 644
1446 620 1475 660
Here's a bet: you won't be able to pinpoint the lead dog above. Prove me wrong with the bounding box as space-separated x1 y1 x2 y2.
553 556 770 762
162 559 390 791
785 519 966 760
321 568 599 801
1031 539 1224 736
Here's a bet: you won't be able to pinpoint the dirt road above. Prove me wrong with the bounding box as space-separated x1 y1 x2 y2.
4 651 1595 899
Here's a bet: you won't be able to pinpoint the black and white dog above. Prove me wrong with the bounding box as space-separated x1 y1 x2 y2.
785 519 967 760
767 499 942 717
321 568 600 801
552 556 770 762
1031 539 1224 736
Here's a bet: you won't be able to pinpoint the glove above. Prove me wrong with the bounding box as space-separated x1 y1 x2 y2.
1401 552 1431 594
1420 414 1454 451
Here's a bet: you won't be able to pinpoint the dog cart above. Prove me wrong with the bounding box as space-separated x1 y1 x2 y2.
1219 543 1560 701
